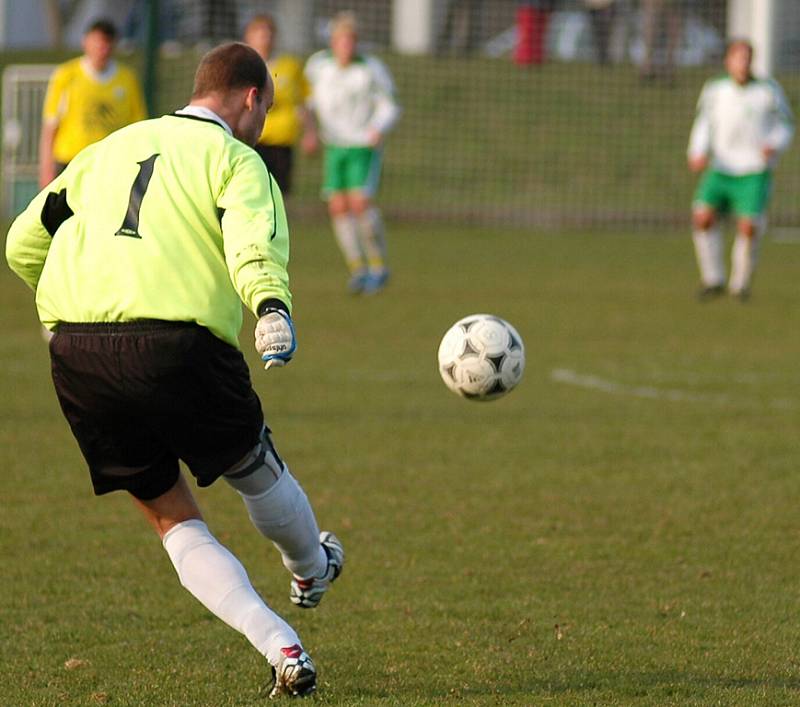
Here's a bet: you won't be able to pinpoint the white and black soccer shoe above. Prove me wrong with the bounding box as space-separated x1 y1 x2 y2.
269 644 316 699
290 531 344 609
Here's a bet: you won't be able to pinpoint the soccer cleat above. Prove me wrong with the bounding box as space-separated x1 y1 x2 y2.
696 284 725 301
290 531 344 609
269 644 316 699
347 269 368 294
362 268 390 295
731 287 750 303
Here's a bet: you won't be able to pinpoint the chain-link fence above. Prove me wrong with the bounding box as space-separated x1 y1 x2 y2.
3 0 799 228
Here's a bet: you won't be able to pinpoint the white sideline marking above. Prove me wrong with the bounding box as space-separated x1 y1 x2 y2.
551 368 797 409
771 228 800 244
551 368 730 404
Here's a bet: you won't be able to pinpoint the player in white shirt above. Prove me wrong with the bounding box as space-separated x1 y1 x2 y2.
303 12 400 294
688 39 794 301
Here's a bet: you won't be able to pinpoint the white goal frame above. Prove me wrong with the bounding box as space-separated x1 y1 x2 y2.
2 64 55 219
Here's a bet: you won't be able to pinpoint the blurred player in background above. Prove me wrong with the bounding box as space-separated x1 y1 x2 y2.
688 39 794 301
514 0 557 66
8 42 343 698
243 13 309 195
39 18 146 188
640 0 682 83
303 11 400 295
583 0 616 66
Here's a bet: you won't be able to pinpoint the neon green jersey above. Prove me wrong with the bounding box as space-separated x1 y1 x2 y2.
6 113 291 348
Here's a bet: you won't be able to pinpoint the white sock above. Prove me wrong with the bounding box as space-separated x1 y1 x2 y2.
228 467 326 580
358 207 387 273
729 218 764 294
332 214 364 273
692 225 725 286
163 519 299 666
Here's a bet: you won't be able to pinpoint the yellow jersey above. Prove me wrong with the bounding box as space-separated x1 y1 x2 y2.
259 54 309 147
42 57 147 163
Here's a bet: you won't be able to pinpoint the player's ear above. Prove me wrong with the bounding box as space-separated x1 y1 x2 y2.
244 86 260 111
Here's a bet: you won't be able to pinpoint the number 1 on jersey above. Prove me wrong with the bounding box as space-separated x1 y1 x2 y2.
116 153 160 238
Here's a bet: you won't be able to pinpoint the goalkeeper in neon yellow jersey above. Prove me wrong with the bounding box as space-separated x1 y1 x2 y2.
6 42 344 699
688 39 794 301
303 11 400 295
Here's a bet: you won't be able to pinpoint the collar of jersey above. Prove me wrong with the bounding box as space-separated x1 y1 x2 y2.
174 105 233 135
80 57 118 83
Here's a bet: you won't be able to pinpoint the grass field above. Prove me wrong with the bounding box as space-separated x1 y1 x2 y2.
3 221 800 705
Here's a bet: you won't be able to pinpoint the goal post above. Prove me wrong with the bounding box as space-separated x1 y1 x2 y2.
727 0 800 76
1 64 55 218
391 0 436 55
727 0 777 76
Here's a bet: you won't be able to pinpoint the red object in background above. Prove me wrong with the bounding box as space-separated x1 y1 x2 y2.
514 5 549 66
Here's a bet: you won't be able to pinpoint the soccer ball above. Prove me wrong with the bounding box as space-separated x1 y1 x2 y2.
437 314 525 401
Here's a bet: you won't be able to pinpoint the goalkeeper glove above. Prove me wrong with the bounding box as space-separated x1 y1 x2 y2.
255 305 296 370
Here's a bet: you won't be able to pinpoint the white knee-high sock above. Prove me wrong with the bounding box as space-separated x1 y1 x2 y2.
230 468 326 580
729 218 764 294
692 225 725 286
358 207 387 272
163 519 299 666
332 214 364 274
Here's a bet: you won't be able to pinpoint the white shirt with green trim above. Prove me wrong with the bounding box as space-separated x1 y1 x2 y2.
304 50 400 147
688 74 794 175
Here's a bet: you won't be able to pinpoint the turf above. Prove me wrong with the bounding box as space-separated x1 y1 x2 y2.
3 222 800 705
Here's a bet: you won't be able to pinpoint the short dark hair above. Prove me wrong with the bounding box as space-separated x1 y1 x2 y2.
192 42 268 99
85 18 117 41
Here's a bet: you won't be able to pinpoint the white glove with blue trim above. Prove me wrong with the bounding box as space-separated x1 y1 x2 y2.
255 308 296 370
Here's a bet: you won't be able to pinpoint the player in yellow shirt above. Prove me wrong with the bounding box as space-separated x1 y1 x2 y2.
244 14 309 195
39 18 146 187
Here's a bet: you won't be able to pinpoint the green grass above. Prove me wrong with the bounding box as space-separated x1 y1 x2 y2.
4 222 800 705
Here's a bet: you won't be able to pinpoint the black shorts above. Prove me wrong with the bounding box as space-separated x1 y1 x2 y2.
50 321 265 500
254 144 294 195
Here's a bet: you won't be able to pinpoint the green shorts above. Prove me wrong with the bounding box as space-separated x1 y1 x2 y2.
322 146 382 198
693 169 772 218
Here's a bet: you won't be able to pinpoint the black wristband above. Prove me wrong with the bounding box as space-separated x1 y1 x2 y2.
257 299 289 318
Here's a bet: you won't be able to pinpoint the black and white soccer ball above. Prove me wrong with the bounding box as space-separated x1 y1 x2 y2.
437 314 525 401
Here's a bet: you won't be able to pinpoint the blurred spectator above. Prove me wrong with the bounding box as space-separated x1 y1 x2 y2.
243 14 309 195
640 0 682 82
39 18 146 187
514 0 557 66
584 0 616 65
436 0 483 56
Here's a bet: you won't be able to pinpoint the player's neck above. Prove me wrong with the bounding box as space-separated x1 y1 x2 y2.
730 72 754 86
81 56 116 81
182 101 234 135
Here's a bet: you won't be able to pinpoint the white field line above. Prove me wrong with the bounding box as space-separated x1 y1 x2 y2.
770 228 800 244
550 368 796 410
